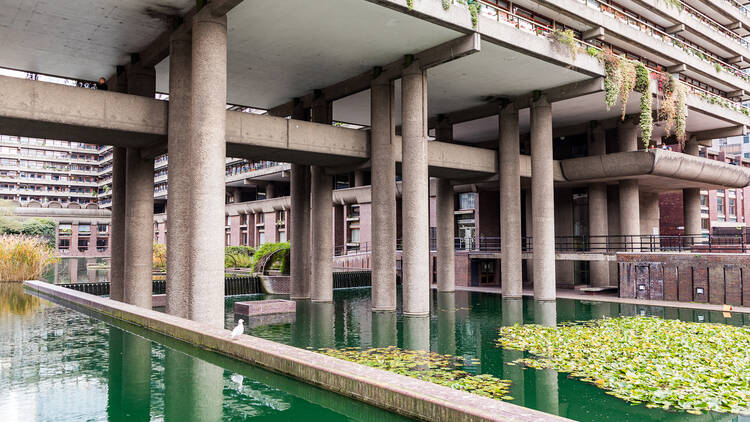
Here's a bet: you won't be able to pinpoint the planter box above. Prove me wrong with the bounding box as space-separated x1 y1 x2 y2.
234 299 295 316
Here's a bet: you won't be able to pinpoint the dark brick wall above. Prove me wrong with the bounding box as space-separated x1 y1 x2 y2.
618 253 750 306
658 191 683 236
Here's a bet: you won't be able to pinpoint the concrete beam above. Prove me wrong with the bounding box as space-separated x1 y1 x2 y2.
692 125 747 142
267 34 480 116
666 64 687 74
665 24 685 35
582 27 605 41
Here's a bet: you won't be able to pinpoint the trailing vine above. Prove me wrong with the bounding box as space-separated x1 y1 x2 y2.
407 0 413 10
551 29 579 59
601 49 622 111
442 0 451 10
618 60 636 120
659 74 688 142
468 1 479 28
634 63 652 146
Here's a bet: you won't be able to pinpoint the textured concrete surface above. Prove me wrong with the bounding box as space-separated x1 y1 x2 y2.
499 104 523 298
234 299 296 316
310 166 333 302
401 61 430 316
530 96 556 301
109 146 126 302
436 178 455 292
166 35 192 318
24 281 569 422
187 9 227 328
123 147 154 309
289 164 311 300
370 77 397 311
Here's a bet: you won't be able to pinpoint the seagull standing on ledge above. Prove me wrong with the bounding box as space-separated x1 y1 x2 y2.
231 319 245 339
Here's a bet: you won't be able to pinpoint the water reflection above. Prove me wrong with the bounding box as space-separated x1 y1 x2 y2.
310 302 335 349
164 349 224 422
533 300 559 416
436 292 456 355
371 311 397 348
501 298 524 406
41 257 109 284
0 283 43 316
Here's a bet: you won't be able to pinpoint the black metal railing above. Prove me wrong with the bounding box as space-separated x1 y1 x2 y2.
63 275 262 296
333 271 371 288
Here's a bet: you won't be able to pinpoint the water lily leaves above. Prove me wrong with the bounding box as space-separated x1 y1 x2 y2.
318 346 512 400
497 316 750 415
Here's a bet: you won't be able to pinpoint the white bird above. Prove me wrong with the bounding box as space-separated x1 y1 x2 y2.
231 319 245 339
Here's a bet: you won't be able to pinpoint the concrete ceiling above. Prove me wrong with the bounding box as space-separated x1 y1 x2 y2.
0 0 192 81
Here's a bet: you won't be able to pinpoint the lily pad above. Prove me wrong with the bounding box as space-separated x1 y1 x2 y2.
318 346 512 400
497 316 750 414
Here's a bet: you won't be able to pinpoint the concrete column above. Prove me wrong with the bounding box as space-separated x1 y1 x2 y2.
232 188 241 203
110 147 126 301
554 188 574 288
588 125 609 286
401 60 430 316
353 170 366 187
310 166 333 302
683 139 701 236
186 9 227 327
499 104 522 297
371 76 397 311
123 148 154 308
437 292 456 355
290 164 311 299
436 178 455 292
265 183 275 199
371 310 397 347
310 100 333 303
166 35 192 318
502 297 525 405
618 123 640 245
530 95 555 301
403 315 430 351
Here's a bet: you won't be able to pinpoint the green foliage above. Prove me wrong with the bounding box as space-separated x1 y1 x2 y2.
714 62 722 73
551 29 579 59
618 60 636 120
0 215 57 247
153 243 166 270
442 0 451 10
225 253 253 268
586 46 600 57
634 63 653 146
498 316 750 414
320 347 512 400
0 234 57 282
468 0 479 28
225 245 255 256
600 49 621 111
251 242 290 273
660 74 688 142
407 0 413 10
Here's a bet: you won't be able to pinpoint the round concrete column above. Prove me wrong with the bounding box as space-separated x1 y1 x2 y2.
109 146 126 301
166 35 192 318
265 183 275 199
187 9 227 327
683 139 701 236
290 164 311 299
588 126 609 286
617 123 640 246
370 76 397 311
354 170 366 187
123 148 154 308
310 166 333 302
436 178 455 292
530 96 556 301
401 61 430 315
499 104 522 297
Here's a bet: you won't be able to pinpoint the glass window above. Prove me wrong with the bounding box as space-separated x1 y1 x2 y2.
349 228 360 243
458 193 475 210
58 238 70 249
729 199 736 216
78 224 90 234
717 198 724 215
700 194 707 207
701 218 709 230
58 224 72 235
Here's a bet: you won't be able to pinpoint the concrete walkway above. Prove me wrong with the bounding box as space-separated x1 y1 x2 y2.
440 285 750 315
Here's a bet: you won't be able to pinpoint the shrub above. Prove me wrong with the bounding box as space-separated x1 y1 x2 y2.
225 245 255 256
0 235 57 282
153 243 166 270
251 242 290 273
225 253 253 268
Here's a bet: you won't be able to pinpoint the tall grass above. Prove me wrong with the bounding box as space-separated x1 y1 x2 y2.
0 235 57 282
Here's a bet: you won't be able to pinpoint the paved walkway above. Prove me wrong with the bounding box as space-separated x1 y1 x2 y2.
437 285 750 315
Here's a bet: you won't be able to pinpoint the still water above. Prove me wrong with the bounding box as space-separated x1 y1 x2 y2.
227 288 750 422
0 283 408 421
41 257 110 284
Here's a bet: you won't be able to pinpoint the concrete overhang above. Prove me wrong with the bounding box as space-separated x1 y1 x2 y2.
559 149 750 191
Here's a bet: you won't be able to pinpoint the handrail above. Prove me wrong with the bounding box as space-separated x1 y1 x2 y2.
475 0 750 83
470 0 750 113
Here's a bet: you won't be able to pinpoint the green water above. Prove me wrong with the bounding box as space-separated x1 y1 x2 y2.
227 288 750 422
0 283 409 421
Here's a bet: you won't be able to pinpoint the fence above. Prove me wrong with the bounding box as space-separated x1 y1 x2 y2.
63 275 263 296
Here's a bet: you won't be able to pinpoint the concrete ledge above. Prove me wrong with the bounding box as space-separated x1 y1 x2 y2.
23 280 566 422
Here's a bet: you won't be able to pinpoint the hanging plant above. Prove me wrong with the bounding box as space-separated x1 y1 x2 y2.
600 49 622 111
442 0 451 10
551 29 579 59
468 1 479 28
660 74 688 142
618 60 636 120
586 46 600 57
407 0 413 9
634 63 652 146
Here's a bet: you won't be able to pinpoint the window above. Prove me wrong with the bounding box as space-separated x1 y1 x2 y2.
701 218 709 230
458 193 475 210
729 199 736 216
58 238 70 249
77 238 89 252
717 198 724 215
700 194 707 207
744 135 749 144
98 224 108 233
78 224 91 235
58 224 72 235
349 228 360 243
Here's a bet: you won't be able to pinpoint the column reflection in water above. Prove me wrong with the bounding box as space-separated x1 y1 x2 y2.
164 348 224 422
291 299 312 348
371 311 397 348
107 327 151 422
402 315 430 352
69 258 78 284
501 298 525 406
534 300 559 415
310 301 335 349
436 292 456 356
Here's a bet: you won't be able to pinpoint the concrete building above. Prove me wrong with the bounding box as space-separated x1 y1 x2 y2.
2 0 750 324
